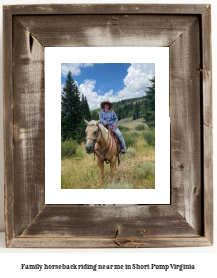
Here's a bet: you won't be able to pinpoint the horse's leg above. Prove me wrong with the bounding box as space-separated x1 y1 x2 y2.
110 156 116 183
97 159 105 187
114 157 117 170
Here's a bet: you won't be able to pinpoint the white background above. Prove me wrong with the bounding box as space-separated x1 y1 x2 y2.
0 0 216 277
45 47 170 204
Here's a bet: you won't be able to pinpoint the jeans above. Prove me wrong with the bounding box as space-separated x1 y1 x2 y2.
111 127 126 151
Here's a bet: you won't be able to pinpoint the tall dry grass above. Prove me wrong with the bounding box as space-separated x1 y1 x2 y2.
61 132 155 189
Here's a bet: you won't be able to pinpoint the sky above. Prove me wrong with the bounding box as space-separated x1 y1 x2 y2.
61 63 155 110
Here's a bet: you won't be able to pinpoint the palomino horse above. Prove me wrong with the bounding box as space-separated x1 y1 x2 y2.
84 119 118 187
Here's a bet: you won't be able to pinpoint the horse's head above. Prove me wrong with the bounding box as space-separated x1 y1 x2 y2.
84 119 101 153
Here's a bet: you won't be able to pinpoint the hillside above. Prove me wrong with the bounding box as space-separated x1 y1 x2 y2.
90 107 101 114
90 96 144 113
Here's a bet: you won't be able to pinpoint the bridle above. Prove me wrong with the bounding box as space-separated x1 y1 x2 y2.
85 124 113 159
85 124 102 147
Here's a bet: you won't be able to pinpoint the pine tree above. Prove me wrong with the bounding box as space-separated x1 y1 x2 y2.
121 106 125 119
136 101 140 119
75 116 87 144
84 95 91 121
61 71 82 141
81 94 85 113
91 110 99 120
80 94 91 121
115 107 121 120
140 76 155 127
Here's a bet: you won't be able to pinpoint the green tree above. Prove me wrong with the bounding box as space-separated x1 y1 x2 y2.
75 116 87 144
84 95 91 121
61 71 82 141
81 94 85 113
134 101 140 119
121 106 125 119
80 94 91 121
115 107 121 119
132 102 139 120
91 110 99 121
140 76 155 127
128 110 133 118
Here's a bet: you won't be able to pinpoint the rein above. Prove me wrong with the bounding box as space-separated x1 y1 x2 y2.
94 134 114 161
94 131 110 154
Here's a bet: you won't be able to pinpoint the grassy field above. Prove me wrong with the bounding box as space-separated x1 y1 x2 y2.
118 116 145 126
61 118 155 189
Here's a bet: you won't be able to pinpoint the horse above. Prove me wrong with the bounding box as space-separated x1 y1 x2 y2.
84 119 118 187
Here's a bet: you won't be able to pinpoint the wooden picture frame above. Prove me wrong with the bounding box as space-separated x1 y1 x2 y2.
3 4 213 248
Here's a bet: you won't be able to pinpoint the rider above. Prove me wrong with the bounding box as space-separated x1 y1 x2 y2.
99 100 126 154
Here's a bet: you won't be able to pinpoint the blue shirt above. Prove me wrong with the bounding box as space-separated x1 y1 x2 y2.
99 109 118 129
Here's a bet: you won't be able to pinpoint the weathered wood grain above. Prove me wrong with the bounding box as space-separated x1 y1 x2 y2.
203 126 213 243
16 15 198 47
202 6 212 129
8 237 212 248
3 4 213 248
201 6 213 244
3 7 14 247
170 17 202 234
20 205 199 238
4 4 207 15
12 17 45 237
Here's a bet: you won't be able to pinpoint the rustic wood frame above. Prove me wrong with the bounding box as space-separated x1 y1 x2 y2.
3 4 212 248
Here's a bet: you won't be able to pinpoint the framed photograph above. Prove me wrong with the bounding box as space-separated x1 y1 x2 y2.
4 4 212 247
45 47 170 204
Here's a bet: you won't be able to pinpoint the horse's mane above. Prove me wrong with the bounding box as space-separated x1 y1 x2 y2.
89 120 108 138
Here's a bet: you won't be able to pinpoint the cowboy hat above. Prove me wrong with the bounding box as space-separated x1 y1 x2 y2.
100 100 113 109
